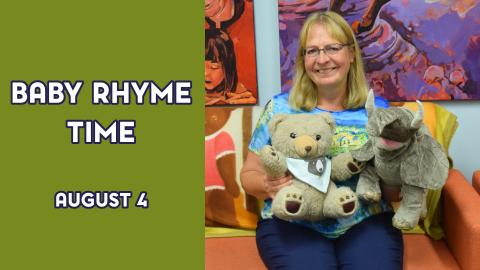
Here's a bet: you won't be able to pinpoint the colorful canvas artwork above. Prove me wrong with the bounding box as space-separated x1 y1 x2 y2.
205 0 258 106
278 0 480 101
204 107 260 229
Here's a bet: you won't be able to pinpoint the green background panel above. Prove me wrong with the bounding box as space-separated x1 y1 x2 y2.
0 1 204 269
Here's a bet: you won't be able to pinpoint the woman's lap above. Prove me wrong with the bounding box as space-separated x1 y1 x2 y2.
256 217 337 270
256 212 403 270
335 212 403 270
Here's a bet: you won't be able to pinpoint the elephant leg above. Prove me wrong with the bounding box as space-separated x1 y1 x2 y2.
392 184 426 230
356 165 381 202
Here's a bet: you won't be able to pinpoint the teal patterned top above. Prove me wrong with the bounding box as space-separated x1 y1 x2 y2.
248 92 392 238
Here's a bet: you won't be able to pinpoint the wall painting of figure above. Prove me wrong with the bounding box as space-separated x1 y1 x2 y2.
205 0 258 106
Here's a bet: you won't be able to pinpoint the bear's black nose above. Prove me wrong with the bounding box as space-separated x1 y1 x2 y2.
305 146 312 152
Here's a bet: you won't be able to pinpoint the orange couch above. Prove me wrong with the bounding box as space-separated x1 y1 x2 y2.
206 169 480 270
473 170 480 194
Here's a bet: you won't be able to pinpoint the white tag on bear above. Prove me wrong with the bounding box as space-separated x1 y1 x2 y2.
286 157 331 193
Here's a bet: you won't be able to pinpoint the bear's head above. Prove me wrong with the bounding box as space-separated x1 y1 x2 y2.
268 113 336 159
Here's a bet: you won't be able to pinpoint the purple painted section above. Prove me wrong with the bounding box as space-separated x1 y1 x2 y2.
278 0 480 101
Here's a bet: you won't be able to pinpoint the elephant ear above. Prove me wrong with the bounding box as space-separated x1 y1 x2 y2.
400 135 449 189
351 139 375 162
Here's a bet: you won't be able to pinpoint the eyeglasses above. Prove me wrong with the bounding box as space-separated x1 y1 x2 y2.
303 43 352 58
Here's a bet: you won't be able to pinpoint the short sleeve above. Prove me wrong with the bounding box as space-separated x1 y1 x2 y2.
248 100 274 154
215 131 235 159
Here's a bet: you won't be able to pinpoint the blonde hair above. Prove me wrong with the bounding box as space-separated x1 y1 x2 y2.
288 11 369 111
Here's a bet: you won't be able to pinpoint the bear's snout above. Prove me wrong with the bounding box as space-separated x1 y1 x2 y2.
294 135 317 157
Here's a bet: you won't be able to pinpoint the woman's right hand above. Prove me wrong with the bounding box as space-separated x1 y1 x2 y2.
263 173 294 199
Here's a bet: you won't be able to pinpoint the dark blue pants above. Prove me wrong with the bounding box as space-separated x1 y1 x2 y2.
256 212 403 270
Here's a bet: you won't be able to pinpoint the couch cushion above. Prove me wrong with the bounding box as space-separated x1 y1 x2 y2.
473 170 480 195
205 237 266 270
403 234 460 270
206 235 460 270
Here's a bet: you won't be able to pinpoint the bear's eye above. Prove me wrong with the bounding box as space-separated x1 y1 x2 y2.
290 132 297 139
315 135 321 141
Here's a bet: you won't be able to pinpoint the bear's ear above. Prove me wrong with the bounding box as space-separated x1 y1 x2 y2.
318 113 336 131
268 114 288 135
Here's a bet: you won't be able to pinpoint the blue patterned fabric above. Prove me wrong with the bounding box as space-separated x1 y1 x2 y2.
248 92 392 238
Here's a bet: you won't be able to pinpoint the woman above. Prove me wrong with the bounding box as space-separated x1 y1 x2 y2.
240 11 403 269
205 28 256 105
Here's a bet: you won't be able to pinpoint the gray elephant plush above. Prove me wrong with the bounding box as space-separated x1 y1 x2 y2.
351 90 449 230
260 113 364 222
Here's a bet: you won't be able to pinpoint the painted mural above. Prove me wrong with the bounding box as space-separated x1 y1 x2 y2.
204 107 259 229
205 0 258 106
279 0 480 101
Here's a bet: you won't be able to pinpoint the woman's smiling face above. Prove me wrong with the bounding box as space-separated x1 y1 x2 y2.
303 23 354 92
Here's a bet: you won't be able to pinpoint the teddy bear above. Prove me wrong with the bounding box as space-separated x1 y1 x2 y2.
259 112 364 222
351 90 449 230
